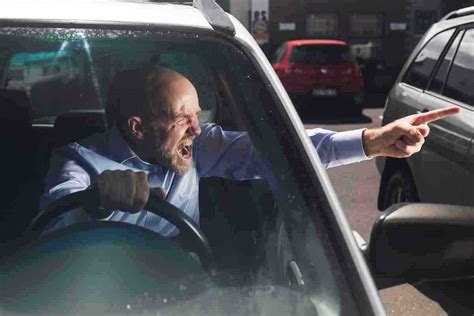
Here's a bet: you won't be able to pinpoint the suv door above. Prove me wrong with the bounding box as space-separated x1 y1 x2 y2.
417 28 474 205
466 141 474 206
382 29 456 204
385 30 455 125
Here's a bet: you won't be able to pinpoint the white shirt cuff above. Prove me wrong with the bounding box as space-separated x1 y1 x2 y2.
331 128 371 165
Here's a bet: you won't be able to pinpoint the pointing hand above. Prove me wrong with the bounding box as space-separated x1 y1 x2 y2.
362 106 460 158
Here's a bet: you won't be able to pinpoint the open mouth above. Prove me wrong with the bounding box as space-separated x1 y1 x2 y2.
177 139 193 160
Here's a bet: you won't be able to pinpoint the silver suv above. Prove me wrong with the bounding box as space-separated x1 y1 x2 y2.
377 7 474 210
0 1 473 315
0 1 386 314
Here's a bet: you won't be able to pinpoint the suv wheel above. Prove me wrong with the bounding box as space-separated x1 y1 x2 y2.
382 168 419 210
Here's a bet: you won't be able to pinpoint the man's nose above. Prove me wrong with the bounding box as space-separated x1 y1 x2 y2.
188 116 201 136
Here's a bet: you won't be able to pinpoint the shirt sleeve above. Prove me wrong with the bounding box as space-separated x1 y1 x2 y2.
195 124 267 179
195 124 370 179
306 127 370 168
39 148 92 210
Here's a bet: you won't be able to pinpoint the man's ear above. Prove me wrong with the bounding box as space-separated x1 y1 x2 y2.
127 116 145 140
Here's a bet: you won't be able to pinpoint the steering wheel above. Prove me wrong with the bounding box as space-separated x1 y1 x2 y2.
27 188 214 271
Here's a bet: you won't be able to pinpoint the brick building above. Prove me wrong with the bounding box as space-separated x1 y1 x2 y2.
269 0 431 68
226 0 474 69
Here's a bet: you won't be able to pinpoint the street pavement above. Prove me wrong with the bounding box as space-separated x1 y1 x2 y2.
302 107 447 316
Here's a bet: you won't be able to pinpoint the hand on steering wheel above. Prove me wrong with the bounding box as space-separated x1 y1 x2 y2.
27 182 214 271
95 170 166 213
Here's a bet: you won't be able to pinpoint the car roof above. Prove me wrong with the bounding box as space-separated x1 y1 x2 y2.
286 39 348 47
0 0 262 72
0 0 213 30
418 9 474 48
440 5 474 21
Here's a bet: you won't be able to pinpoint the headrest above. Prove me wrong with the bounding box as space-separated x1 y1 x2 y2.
54 110 107 146
0 89 32 128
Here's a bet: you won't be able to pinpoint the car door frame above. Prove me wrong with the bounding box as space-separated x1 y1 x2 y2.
419 24 474 205
228 30 385 314
0 18 386 315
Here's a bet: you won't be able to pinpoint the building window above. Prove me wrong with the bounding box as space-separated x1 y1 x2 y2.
306 13 339 37
349 13 383 37
415 11 437 35
350 39 382 61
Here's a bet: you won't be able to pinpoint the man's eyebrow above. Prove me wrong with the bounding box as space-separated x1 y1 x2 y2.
170 110 186 121
173 105 202 119
167 105 201 122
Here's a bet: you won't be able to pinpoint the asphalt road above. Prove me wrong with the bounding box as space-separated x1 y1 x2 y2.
302 107 447 316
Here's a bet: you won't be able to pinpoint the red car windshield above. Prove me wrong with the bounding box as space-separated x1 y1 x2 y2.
289 45 354 65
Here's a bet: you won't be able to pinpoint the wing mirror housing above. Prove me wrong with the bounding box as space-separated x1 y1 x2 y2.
365 203 474 289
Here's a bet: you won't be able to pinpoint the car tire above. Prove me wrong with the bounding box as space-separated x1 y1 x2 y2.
381 168 419 210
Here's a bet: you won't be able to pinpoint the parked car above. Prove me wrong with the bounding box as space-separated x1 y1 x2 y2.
0 1 472 315
377 6 474 211
272 39 364 115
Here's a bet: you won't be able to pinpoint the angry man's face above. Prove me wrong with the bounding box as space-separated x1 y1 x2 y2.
144 76 201 175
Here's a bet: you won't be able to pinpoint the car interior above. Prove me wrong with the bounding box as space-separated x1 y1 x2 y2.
0 27 295 288
0 26 373 315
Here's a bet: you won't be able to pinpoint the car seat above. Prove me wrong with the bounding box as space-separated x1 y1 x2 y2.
53 109 107 147
0 89 37 243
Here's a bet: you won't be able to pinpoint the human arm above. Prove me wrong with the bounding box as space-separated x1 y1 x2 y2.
308 107 460 167
195 124 369 178
196 106 460 177
40 152 92 210
306 128 368 168
41 147 163 214
195 124 267 178
39 149 95 232
361 106 460 158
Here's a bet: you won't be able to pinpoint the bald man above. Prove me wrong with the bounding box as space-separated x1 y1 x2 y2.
41 66 459 236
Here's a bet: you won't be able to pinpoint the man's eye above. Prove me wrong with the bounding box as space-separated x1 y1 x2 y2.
174 118 187 126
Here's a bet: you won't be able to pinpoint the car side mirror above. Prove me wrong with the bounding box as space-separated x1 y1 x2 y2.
365 203 474 289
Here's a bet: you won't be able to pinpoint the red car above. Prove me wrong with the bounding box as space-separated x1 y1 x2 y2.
272 39 364 115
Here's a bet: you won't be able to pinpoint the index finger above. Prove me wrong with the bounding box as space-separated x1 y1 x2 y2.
412 106 460 125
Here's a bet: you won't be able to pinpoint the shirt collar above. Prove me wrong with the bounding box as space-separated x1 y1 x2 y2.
107 125 162 172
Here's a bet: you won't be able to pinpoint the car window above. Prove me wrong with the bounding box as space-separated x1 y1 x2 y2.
5 49 93 123
443 28 474 106
1 31 216 124
218 40 369 315
289 44 354 64
156 50 216 122
402 29 454 89
428 30 463 94
0 27 368 315
272 43 287 63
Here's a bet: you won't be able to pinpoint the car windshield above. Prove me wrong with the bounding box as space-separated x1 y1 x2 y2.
0 28 219 124
289 44 354 65
0 26 365 315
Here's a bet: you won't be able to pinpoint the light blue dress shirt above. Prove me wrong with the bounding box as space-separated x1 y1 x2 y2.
41 124 369 236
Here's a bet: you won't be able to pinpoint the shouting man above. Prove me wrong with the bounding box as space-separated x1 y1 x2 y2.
41 66 459 236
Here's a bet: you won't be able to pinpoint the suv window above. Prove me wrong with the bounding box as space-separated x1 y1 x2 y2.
403 29 454 89
443 28 474 106
289 44 354 64
428 30 463 94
